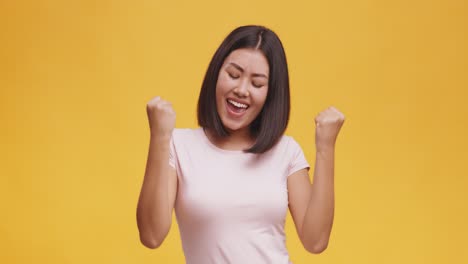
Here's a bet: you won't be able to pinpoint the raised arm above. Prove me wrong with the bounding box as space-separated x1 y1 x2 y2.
136 96 178 249
288 106 345 253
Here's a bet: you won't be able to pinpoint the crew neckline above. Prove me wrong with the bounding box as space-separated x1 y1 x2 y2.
198 127 249 154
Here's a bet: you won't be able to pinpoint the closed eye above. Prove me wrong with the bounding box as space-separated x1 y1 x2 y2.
228 71 264 88
228 72 239 79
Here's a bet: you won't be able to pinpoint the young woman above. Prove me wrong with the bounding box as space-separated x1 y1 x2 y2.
137 25 345 264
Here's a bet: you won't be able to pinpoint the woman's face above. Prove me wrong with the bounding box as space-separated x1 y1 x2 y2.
215 48 269 134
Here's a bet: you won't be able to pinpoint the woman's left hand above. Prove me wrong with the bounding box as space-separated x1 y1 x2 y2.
314 106 346 153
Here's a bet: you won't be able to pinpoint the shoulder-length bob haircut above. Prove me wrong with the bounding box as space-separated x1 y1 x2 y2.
197 25 291 154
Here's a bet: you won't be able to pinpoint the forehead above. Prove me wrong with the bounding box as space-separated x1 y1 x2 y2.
223 48 269 72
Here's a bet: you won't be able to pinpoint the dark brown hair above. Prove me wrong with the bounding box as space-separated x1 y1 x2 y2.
197 25 290 154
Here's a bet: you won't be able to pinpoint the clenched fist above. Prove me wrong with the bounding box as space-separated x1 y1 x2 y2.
314 106 345 153
146 96 176 138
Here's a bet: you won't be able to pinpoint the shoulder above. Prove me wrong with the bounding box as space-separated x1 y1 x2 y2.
278 134 307 159
276 134 300 150
171 127 202 143
172 127 196 136
263 134 302 156
285 134 302 148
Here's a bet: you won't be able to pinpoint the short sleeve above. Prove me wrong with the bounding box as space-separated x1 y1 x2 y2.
168 131 177 169
287 137 310 177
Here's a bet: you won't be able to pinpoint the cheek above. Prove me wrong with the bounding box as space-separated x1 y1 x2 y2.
216 75 231 94
254 89 268 106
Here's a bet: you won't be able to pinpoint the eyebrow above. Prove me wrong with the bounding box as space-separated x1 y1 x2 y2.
228 62 268 79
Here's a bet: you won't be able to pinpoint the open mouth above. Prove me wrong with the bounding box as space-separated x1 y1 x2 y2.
226 99 249 114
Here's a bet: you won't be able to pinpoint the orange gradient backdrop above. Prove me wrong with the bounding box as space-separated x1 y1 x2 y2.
1 0 467 263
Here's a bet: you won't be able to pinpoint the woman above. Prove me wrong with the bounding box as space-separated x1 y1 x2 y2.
137 25 345 263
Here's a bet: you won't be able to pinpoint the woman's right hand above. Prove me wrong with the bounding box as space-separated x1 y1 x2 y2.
146 96 176 138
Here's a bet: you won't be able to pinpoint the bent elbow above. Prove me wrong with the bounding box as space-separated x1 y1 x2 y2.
304 241 328 254
136 215 171 249
140 234 163 249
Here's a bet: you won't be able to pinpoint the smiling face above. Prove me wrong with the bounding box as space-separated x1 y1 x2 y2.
215 48 269 134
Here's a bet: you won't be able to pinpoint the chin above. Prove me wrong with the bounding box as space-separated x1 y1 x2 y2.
218 103 255 133
222 120 249 133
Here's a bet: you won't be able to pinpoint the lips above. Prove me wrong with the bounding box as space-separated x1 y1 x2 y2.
227 98 250 108
226 99 248 117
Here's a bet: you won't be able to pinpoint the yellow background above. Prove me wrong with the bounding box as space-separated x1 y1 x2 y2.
1 0 467 263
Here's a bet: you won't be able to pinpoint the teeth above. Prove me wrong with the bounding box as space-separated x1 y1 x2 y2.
228 99 248 109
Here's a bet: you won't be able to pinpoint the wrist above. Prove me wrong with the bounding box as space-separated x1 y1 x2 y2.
150 132 172 142
316 145 335 155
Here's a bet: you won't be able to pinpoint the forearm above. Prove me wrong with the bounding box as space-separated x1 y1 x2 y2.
301 148 335 252
136 135 172 247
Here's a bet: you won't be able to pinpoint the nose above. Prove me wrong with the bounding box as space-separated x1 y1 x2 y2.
233 79 249 98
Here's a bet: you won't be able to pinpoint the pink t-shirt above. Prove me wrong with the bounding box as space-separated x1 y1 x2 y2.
169 127 310 264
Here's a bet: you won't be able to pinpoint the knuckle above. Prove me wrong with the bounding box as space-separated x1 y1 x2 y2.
155 103 164 110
